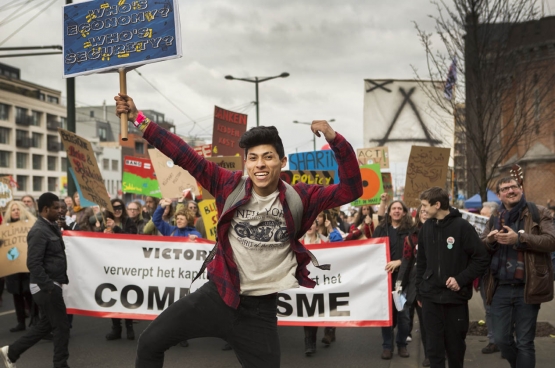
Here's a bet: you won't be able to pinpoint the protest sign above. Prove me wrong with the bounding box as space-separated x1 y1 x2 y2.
404 146 451 208
60 129 112 212
0 219 35 278
122 155 161 197
211 106 248 157
62 0 182 78
280 170 335 186
64 233 392 327
356 146 389 169
148 148 200 199
0 176 14 208
193 144 212 157
198 156 244 201
289 150 339 183
382 172 394 199
199 200 218 241
352 164 384 206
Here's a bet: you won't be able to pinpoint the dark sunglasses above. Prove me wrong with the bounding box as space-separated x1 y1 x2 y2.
113 205 123 211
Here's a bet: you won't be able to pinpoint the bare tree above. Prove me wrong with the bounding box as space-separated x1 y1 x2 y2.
413 0 555 203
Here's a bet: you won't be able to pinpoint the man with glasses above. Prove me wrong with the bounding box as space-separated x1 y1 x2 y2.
127 201 146 234
482 176 555 368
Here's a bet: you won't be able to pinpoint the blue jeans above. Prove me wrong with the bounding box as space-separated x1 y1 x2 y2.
136 281 280 368
491 284 540 368
382 300 410 350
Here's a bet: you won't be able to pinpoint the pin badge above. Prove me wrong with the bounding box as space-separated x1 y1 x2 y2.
447 237 455 250
166 160 174 168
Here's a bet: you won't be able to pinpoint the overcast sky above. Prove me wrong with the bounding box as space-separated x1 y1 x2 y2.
3 0 555 157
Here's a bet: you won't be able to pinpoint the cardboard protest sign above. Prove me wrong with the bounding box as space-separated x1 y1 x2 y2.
352 164 384 206
59 129 112 212
211 106 247 157
280 170 335 186
0 219 35 278
148 148 200 199
199 200 218 241
404 146 451 208
357 146 389 169
63 0 182 78
382 172 394 199
0 176 14 208
288 150 339 183
122 155 161 197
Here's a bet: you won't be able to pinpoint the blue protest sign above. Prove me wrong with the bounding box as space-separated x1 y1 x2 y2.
63 0 182 78
288 150 339 183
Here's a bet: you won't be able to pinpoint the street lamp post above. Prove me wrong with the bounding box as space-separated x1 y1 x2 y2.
293 119 335 151
225 72 289 127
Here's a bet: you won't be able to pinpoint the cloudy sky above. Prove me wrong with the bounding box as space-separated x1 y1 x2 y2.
3 0 555 158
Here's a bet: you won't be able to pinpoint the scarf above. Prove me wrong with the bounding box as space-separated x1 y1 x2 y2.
490 195 526 280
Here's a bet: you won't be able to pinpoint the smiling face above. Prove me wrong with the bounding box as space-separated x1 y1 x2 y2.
245 144 287 196
497 179 523 210
112 201 124 219
389 201 406 224
420 199 440 219
176 214 188 229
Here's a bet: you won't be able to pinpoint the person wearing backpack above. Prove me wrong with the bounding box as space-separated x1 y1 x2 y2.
114 93 363 368
482 176 555 368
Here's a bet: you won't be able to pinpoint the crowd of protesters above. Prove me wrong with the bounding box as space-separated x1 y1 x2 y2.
1 175 555 368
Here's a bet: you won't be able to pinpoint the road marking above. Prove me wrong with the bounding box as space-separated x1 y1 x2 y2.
0 310 15 316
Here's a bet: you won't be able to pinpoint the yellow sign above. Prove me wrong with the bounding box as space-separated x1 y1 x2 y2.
199 200 218 241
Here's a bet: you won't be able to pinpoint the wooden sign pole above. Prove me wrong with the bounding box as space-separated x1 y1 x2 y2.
119 68 128 141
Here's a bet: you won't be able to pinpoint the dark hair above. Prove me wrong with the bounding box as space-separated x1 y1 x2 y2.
496 176 519 193
414 204 425 228
419 187 449 210
238 126 285 159
37 192 59 213
354 205 374 228
110 198 128 222
379 200 413 231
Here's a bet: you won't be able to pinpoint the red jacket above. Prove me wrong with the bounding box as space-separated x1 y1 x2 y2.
143 123 362 308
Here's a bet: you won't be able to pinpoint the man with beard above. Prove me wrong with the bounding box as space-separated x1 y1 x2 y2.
482 177 555 368
143 196 159 221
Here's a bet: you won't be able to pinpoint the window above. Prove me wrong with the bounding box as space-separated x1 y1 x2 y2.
90 110 95 118
47 156 57 171
0 127 10 144
111 159 118 171
60 117 67 130
32 176 43 191
39 93 45 101
135 142 144 154
15 107 28 125
17 175 28 191
0 151 10 167
16 130 27 141
31 132 42 148
0 103 8 121
32 154 42 170
47 135 58 151
16 152 28 169
47 95 59 104
31 111 42 126
98 127 107 141
61 157 67 172
48 177 57 192
103 158 109 170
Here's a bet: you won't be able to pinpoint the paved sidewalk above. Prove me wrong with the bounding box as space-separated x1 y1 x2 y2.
391 290 555 368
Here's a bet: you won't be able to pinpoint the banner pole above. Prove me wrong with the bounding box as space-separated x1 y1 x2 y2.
119 68 128 141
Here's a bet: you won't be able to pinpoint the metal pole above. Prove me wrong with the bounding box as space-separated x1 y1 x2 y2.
255 77 259 127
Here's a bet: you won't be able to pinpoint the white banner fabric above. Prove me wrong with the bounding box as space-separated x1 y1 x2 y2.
63 232 392 327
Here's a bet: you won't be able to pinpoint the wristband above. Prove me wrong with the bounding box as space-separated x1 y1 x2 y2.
133 111 150 132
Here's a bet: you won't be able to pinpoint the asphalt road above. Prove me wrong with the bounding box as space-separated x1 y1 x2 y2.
0 291 398 368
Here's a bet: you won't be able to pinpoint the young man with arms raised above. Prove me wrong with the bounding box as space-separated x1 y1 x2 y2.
416 187 489 368
114 93 362 368
482 177 555 368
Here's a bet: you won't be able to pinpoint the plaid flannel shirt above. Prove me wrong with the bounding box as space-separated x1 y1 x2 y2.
143 123 362 308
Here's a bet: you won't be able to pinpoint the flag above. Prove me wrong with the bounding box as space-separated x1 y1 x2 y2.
444 56 457 100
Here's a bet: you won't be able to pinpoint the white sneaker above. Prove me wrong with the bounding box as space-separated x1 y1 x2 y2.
406 335 412 342
0 346 16 368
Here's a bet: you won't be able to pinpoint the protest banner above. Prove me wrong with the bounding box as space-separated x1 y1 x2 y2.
280 170 335 186
148 148 200 199
460 211 489 236
198 200 217 241
122 155 161 197
60 129 113 212
211 106 248 157
288 150 339 183
352 164 384 206
382 172 394 199
63 0 182 78
404 146 451 208
356 146 389 169
0 219 36 278
63 233 392 327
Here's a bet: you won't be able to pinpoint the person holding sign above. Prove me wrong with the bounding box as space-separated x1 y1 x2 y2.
115 93 362 368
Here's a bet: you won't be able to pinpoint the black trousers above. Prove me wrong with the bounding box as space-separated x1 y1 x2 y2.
13 291 39 325
421 299 468 368
136 280 280 368
9 286 70 368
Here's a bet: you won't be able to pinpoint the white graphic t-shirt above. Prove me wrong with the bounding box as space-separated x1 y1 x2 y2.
228 188 299 295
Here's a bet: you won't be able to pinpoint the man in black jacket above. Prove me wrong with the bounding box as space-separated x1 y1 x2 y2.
416 187 489 368
1 193 70 368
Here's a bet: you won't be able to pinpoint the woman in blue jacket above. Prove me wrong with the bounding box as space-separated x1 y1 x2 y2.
153 198 202 239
